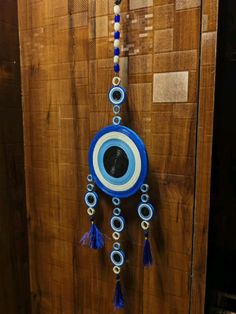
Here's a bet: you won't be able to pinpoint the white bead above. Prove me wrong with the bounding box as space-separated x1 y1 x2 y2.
114 5 120 15
87 207 95 216
112 232 120 240
114 22 120 31
114 39 120 48
112 76 121 86
113 266 121 274
114 56 119 63
141 221 150 230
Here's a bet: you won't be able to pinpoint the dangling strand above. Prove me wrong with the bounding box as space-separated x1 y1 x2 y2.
110 197 125 309
80 174 104 249
137 184 155 266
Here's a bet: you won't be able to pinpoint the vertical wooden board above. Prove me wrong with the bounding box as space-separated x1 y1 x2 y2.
190 0 219 313
18 0 218 313
0 0 30 313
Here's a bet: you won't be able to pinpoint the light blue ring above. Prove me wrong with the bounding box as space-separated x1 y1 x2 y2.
110 216 125 232
113 105 120 114
87 174 93 182
137 202 154 221
87 184 94 191
141 194 149 203
113 242 121 250
112 197 121 206
84 192 98 208
113 207 121 216
140 184 149 193
110 250 125 267
108 86 126 106
113 116 122 125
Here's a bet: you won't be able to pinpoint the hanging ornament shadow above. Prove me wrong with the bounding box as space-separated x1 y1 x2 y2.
81 0 156 309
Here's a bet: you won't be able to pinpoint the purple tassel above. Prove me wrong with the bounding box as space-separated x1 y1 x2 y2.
114 275 124 309
80 222 104 249
143 234 152 266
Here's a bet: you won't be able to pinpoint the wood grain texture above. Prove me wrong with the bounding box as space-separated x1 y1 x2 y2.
17 0 218 313
0 0 30 313
190 0 219 313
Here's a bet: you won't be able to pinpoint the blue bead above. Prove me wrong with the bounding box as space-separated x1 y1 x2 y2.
114 15 120 22
114 64 120 73
114 48 120 56
114 31 120 39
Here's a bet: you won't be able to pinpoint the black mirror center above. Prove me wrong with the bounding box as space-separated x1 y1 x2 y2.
113 90 122 101
103 146 129 178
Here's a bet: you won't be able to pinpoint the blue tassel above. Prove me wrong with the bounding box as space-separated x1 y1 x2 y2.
80 221 104 249
143 234 152 266
114 275 124 309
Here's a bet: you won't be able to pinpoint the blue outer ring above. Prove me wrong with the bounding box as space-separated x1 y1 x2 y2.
88 125 148 198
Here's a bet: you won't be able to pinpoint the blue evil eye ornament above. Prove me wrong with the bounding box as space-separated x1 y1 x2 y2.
81 0 156 309
88 124 148 198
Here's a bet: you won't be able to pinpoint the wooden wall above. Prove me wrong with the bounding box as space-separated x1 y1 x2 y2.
18 0 218 313
0 0 30 313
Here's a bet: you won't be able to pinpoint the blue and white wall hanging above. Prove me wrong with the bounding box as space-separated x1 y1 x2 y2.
81 0 156 309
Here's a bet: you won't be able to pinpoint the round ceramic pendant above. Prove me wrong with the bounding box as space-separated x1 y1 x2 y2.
88 125 148 198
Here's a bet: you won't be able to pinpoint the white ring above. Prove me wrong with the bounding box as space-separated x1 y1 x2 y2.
93 132 142 192
112 76 121 86
112 232 120 240
87 208 95 216
141 221 150 230
113 266 121 274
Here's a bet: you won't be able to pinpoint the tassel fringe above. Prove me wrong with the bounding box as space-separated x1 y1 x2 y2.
143 236 152 266
114 275 125 309
80 222 104 249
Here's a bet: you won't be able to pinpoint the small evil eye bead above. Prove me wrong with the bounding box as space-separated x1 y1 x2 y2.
109 86 126 106
113 105 120 114
114 15 120 23
87 174 93 182
113 242 121 250
87 183 94 191
114 31 120 39
112 231 120 240
113 266 121 275
112 197 121 206
137 203 154 221
114 47 120 56
113 207 121 216
110 216 125 232
114 22 120 32
112 116 122 125
87 207 95 216
141 220 150 230
114 55 119 64
84 191 98 208
140 183 149 193
110 250 125 267
141 194 149 203
114 5 121 15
